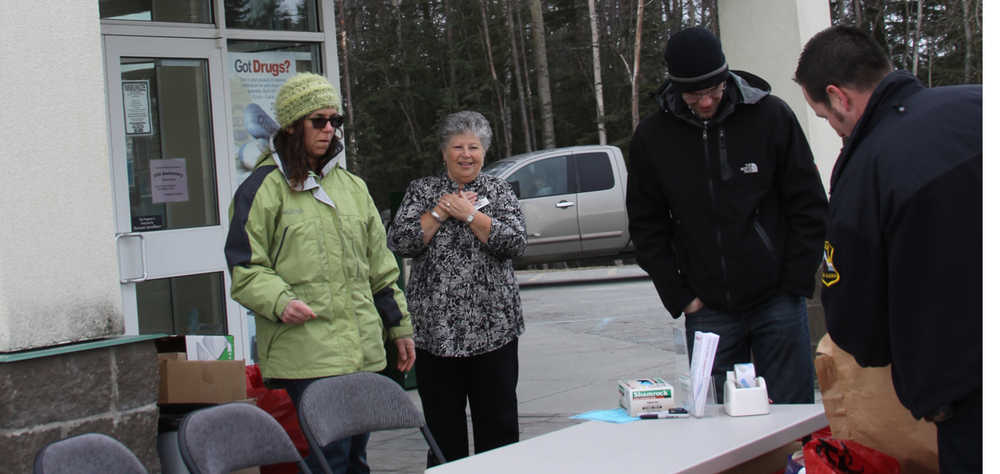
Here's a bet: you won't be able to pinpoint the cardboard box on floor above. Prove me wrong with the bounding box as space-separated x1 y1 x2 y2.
158 353 246 404
815 334 938 473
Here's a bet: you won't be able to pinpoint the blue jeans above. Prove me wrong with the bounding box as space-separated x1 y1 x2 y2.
684 294 814 404
274 377 371 474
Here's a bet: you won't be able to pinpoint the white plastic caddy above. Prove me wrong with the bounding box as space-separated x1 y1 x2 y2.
723 372 770 417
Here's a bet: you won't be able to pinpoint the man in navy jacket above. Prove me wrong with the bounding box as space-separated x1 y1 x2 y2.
796 26 981 474
627 27 828 405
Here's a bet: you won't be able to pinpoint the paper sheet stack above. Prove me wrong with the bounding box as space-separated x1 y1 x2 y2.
687 331 719 417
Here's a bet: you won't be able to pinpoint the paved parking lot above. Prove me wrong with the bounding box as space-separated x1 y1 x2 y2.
367 265 690 473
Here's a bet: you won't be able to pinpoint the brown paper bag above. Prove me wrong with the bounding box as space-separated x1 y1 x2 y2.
815 334 939 473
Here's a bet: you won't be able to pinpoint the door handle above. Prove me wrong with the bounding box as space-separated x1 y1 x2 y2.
115 232 148 283
556 200 576 209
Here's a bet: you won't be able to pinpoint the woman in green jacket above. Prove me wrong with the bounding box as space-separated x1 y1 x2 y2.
225 72 414 474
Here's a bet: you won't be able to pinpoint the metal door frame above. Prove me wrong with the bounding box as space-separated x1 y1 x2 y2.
103 35 248 360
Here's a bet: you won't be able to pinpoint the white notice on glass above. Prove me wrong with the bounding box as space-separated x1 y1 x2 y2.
122 80 152 136
150 158 189 204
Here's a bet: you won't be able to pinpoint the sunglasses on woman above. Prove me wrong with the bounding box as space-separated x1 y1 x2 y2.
308 114 345 129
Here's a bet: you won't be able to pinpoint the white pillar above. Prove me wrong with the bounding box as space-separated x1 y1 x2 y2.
0 1 123 351
718 0 840 192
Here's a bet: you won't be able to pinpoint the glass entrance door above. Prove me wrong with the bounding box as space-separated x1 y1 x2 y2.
104 36 247 358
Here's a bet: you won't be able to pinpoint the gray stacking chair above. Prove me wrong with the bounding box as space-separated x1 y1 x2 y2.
177 402 311 474
297 372 446 473
34 433 148 474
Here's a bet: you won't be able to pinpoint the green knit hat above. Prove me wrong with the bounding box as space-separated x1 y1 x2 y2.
274 72 342 130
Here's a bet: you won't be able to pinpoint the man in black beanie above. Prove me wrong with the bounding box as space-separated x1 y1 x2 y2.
626 27 828 404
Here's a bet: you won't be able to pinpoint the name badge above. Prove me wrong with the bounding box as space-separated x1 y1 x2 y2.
474 197 490 210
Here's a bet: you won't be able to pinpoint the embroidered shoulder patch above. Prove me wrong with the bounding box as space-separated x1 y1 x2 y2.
821 241 840 287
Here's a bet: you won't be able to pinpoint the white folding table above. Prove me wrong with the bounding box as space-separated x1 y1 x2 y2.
427 403 827 473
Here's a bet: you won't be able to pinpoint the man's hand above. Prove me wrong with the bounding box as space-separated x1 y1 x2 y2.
280 299 317 324
394 337 416 372
683 297 704 315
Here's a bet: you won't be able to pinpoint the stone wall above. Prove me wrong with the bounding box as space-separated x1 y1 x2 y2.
0 340 161 473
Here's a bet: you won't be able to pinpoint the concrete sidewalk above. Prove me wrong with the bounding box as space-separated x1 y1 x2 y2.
515 263 649 287
366 266 684 473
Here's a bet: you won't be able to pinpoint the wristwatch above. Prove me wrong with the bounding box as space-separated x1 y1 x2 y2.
465 212 476 224
430 210 444 222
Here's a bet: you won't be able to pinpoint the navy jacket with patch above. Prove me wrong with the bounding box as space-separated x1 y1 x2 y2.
627 71 828 316
821 71 982 419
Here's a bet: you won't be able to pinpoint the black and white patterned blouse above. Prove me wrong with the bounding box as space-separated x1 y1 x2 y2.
387 172 527 357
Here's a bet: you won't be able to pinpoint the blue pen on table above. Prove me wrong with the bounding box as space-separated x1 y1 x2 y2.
639 408 689 419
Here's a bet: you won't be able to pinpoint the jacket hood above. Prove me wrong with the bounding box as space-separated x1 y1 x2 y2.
829 70 923 194
656 70 771 126
837 71 922 165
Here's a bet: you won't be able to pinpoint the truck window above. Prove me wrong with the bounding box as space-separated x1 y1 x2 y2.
575 152 614 192
482 160 516 177
508 156 569 199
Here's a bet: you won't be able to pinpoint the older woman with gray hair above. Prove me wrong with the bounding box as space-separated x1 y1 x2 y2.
387 111 526 467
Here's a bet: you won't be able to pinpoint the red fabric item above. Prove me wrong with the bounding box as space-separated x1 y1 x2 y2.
811 426 833 439
246 365 311 474
803 430 901 474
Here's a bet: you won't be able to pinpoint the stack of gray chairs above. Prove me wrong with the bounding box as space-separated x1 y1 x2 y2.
34 433 148 474
297 372 446 473
177 402 311 474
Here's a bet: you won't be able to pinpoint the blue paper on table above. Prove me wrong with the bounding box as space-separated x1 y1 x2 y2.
570 408 639 424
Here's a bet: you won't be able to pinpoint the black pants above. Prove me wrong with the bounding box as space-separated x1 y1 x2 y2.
416 339 519 467
936 387 982 474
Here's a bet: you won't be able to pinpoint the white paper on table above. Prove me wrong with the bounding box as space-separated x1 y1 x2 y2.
687 331 719 417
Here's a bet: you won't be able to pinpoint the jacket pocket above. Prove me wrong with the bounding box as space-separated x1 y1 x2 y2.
274 219 325 285
256 318 282 363
669 217 689 278
337 214 368 279
753 218 777 261
272 227 289 263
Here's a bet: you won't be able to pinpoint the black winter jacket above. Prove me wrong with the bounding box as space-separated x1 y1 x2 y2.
627 71 828 316
820 71 982 419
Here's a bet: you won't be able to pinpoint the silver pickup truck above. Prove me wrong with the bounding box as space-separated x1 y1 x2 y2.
482 144 632 265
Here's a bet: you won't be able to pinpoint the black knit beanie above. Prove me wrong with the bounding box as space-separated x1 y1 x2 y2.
664 27 729 92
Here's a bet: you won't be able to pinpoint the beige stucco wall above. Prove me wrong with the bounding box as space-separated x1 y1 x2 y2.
719 0 840 192
0 1 123 351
